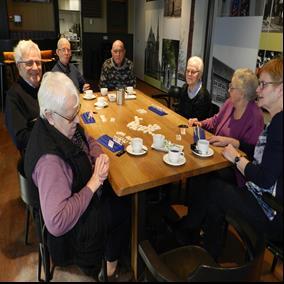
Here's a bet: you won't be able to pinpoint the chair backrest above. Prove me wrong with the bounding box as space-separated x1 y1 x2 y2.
139 211 265 282
187 212 265 282
168 86 181 99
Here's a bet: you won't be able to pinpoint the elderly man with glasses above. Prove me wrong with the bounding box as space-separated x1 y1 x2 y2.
52 37 90 93
24 71 132 281
5 39 42 175
99 40 136 90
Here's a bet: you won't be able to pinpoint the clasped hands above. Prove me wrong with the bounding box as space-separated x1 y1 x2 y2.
87 154 110 193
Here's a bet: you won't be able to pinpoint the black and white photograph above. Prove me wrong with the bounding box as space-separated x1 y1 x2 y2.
164 0 182 17
262 0 283 32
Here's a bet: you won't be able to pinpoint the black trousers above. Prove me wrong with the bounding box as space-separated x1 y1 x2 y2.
103 182 131 262
202 178 283 260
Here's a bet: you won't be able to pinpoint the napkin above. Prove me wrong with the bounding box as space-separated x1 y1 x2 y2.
81 112 95 124
97 135 124 152
148 106 168 116
193 126 206 143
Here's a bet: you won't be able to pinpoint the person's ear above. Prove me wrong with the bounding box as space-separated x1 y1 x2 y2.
56 49 60 57
44 110 55 126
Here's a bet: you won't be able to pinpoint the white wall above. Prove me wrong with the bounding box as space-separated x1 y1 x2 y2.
213 16 263 71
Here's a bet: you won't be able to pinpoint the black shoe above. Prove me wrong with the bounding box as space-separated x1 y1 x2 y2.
98 265 133 282
174 227 201 246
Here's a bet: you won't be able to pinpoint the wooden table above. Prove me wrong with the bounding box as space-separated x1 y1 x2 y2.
80 90 231 279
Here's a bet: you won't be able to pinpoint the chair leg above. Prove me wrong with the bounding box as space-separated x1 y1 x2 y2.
271 255 278 273
24 205 30 245
101 258 108 282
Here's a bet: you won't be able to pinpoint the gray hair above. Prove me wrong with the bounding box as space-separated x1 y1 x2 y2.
187 56 204 78
38 72 79 119
57 37 70 49
14 40 41 63
232 68 258 101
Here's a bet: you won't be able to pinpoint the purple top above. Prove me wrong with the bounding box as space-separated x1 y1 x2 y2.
201 99 264 146
32 134 104 237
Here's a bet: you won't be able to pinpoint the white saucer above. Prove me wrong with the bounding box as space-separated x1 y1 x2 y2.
94 101 108 108
83 94 96 100
163 154 186 166
192 147 214 157
126 145 148 156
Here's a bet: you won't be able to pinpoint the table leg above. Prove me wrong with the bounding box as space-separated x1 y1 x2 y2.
131 191 146 280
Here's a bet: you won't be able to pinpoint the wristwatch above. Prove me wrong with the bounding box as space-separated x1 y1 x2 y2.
234 156 241 165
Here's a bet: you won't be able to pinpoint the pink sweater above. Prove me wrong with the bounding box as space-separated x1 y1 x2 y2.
32 134 104 237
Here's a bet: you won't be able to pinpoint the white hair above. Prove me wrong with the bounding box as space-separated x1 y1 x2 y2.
57 37 70 49
187 56 204 77
38 72 79 119
14 39 41 63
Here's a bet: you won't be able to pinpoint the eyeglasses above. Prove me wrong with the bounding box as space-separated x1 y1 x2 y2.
112 49 124 54
58 48 71 53
53 104 81 123
258 80 282 90
18 60 42 67
186 69 199 75
228 83 240 91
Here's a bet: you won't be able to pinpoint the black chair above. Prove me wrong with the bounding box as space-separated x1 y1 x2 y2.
262 192 283 272
209 102 220 117
152 86 181 111
139 212 265 282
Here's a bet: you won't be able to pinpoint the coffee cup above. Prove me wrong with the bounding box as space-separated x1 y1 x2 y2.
97 97 106 107
196 139 209 155
131 137 143 153
153 134 165 149
126 86 134 94
100 88 108 96
84 90 93 98
168 146 183 164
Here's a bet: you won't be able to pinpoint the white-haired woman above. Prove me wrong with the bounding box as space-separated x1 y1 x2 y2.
24 72 132 281
177 56 212 120
5 39 42 175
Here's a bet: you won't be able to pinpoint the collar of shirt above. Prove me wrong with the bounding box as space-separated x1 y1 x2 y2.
187 81 202 99
111 58 126 70
57 60 70 74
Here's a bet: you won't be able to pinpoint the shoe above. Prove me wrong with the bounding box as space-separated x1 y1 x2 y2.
174 227 201 246
98 265 133 282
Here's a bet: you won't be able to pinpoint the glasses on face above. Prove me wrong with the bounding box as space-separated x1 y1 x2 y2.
58 48 71 53
112 49 124 54
228 83 240 91
258 80 283 90
53 104 81 123
186 69 199 75
18 60 42 67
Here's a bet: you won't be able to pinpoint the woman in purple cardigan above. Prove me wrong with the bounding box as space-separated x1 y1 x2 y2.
188 68 264 186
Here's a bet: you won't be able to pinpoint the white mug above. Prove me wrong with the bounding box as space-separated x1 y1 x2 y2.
131 137 143 153
168 146 183 164
153 134 165 149
84 89 93 98
196 139 209 154
126 86 134 94
100 88 108 96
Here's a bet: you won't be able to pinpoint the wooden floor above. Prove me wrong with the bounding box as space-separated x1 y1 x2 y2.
0 80 282 281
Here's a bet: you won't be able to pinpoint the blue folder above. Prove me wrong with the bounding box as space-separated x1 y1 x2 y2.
148 106 168 116
97 135 124 152
81 112 95 124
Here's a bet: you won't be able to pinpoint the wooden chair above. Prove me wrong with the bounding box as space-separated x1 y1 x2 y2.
139 212 265 282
